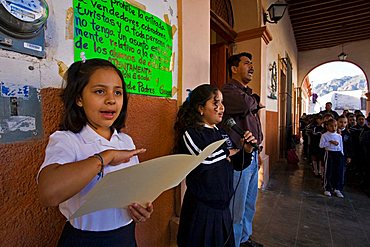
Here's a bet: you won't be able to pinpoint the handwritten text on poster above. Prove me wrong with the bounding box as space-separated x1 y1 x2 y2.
73 0 173 97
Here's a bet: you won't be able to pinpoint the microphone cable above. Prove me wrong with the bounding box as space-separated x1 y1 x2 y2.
223 141 247 247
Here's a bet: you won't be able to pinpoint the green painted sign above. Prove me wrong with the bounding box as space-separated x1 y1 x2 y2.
73 0 173 97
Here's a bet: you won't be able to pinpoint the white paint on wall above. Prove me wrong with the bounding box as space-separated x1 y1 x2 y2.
0 57 41 88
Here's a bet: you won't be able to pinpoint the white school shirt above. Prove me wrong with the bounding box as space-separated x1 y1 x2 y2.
319 131 344 155
39 125 139 231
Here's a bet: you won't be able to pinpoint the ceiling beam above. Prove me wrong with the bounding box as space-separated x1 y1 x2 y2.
289 1 368 18
297 33 370 46
286 0 370 51
298 36 370 51
291 14 370 31
289 4 370 23
293 21 370 36
287 0 344 10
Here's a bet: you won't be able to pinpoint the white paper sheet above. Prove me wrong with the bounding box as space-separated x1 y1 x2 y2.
70 139 225 219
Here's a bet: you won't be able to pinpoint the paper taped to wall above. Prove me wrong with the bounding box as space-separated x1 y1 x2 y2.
70 139 225 219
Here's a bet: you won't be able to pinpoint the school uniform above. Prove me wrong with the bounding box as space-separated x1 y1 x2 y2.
350 124 370 177
319 131 344 192
311 124 325 158
39 125 139 246
177 125 251 247
360 129 370 196
308 124 324 175
340 128 352 185
340 128 352 160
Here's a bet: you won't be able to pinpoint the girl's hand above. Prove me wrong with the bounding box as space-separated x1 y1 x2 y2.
128 202 154 223
242 131 257 153
329 140 339 146
103 148 146 166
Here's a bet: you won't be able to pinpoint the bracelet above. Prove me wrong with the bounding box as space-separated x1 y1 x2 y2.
93 153 104 180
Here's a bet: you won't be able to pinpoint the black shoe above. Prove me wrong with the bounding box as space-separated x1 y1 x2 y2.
240 238 263 247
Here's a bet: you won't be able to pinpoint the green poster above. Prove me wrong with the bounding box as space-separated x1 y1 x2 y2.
73 0 173 97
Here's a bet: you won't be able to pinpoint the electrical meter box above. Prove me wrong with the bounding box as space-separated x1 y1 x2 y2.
0 0 49 58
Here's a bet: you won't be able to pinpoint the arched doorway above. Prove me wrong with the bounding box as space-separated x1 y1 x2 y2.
301 61 368 116
210 0 236 89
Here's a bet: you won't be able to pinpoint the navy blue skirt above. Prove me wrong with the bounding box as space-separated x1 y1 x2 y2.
58 221 137 247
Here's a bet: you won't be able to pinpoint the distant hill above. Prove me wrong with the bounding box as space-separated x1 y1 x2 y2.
314 74 367 96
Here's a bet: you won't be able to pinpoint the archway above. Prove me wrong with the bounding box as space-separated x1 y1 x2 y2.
300 61 368 116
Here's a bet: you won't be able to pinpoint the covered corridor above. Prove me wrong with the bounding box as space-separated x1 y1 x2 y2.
252 145 370 247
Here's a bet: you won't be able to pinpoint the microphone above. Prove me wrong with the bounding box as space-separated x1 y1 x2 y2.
224 118 259 150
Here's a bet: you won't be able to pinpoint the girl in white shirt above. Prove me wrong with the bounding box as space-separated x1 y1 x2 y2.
38 58 153 246
319 119 345 198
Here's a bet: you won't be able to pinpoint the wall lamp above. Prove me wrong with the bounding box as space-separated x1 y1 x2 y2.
263 1 288 24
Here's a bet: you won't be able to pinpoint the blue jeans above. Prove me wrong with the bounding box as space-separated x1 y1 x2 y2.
230 151 258 246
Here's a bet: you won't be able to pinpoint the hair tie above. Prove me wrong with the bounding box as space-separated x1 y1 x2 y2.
185 89 192 103
80 52 86 63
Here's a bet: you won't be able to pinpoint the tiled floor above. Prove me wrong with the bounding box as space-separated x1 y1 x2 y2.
252 147 370 247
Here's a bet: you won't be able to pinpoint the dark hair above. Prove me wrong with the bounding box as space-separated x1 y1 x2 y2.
173 84 219 152
325 118 337 126
354 110 362 116
338 115 347 120
227 52 253 78
325 102 332 106
60 58 128 133
347 113 355 118
322 113 334 119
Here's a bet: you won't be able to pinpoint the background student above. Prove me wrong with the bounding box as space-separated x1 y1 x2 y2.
319 119 345 198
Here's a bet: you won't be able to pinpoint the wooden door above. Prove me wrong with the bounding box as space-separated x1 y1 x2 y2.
210 43 230 89
279 71 287 159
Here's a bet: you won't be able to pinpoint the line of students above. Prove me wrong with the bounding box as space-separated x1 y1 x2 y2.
300 109 370 198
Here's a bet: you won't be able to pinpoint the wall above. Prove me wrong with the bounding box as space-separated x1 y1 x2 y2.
0 0 183 246
231 0 260 32
262 0 298 163
181 0 210 101
263 0 298 112
1 89 63 247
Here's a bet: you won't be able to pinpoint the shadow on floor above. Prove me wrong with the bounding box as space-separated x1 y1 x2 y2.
252 145 370 247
